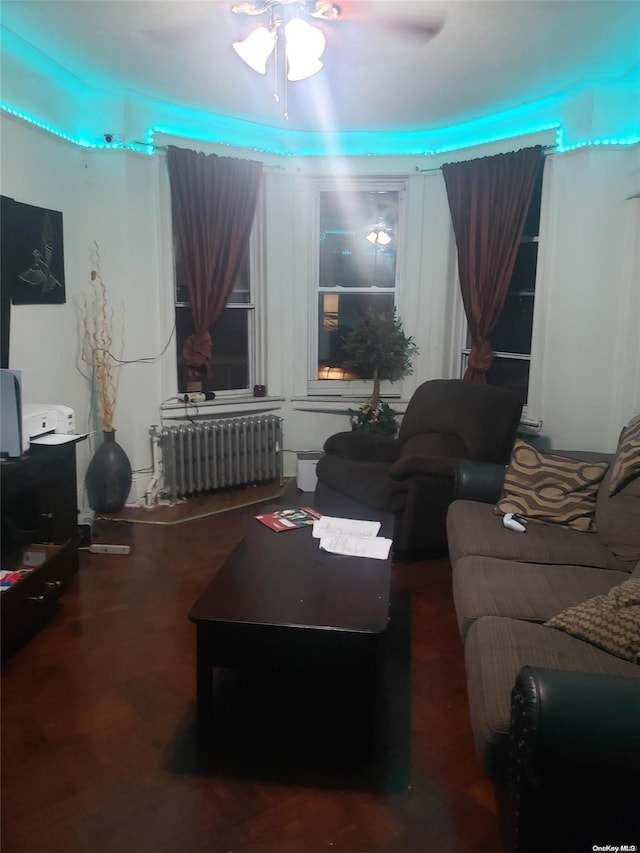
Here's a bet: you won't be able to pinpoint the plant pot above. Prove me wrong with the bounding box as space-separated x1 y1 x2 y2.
85 430 132 514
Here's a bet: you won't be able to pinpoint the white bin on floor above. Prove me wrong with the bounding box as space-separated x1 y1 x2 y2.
296 452 324 493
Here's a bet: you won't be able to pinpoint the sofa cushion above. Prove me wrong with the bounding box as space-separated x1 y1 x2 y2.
545 578 640 664
452 555 629 639
496 439 609 532
609 413 640 496
464 616 640 782
447 500 626 572
595 467 640 569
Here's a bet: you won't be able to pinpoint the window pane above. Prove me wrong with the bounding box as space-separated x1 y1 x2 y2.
319 191 398 289
522 168 543 237
176 306 250 392
175 250 250 305
317 292 395 379
228 251 251 304
486 356 531 407
489 241 537 354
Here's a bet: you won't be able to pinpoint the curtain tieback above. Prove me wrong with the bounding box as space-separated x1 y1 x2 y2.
468 339 494 374
183 330 212 376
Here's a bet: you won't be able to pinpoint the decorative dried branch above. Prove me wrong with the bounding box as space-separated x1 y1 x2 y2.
80 243 123 432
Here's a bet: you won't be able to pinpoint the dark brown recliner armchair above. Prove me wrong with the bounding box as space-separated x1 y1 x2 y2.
314 379 523 559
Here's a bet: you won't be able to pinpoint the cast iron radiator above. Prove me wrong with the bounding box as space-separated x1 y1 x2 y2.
152 415 283 503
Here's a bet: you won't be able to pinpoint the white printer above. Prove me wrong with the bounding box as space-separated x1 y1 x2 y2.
22 404 76 452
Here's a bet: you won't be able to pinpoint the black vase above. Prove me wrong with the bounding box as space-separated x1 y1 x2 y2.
86 430 132 514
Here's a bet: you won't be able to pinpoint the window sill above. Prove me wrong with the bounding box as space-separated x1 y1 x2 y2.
290 396 410 416
160 396 285 421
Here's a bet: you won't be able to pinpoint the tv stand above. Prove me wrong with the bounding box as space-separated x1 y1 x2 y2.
1 440 82 658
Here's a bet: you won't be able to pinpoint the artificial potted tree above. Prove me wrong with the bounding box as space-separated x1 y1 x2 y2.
342 308 418 435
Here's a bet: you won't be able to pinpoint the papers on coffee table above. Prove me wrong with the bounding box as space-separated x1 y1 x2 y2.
312 516 380 539
312 515 392 560
318 534 392 560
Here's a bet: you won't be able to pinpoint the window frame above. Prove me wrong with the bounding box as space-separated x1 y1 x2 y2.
173 184 265 398
307 177 408 397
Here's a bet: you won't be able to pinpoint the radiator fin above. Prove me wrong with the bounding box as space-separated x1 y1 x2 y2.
154 415 283 503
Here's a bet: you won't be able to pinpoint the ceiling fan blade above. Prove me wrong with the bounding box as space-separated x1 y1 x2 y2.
335 1 445 41
375 16 444 40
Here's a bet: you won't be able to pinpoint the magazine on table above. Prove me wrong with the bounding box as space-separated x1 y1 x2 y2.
255 506 323 532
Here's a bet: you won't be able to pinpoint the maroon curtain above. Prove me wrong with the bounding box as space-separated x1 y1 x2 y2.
166 146 262 382
442 146 542 382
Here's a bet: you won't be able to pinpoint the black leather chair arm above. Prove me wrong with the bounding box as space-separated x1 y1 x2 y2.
323 430 402 462
511 666 640 776
508 666 640 851
453 459 506 503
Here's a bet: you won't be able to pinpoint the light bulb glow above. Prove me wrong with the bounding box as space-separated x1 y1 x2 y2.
366 230 392 246
285 18 325 81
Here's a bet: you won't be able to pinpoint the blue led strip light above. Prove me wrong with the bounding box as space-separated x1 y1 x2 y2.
556 134 640 152
0 102 147 153
419 123 563 157
2 101 638 158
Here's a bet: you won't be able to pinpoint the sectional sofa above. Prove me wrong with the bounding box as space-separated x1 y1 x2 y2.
446 428 640 851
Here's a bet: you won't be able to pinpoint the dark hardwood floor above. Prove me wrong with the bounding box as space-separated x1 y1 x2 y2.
1 488 501 853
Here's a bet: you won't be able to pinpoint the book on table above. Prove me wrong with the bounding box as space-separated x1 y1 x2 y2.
255 506 323 532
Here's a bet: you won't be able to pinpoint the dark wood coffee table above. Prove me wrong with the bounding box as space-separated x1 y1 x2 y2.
189 506 393 744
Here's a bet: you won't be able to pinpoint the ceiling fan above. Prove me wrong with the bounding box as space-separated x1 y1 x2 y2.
231 0 444 120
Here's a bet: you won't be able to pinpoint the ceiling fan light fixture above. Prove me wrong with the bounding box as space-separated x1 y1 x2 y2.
233 26 276 74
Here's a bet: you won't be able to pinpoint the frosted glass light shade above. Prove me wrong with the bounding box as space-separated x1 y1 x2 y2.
285 17 325 81
287 57 324 81
365 230 392 245
233 26 276 74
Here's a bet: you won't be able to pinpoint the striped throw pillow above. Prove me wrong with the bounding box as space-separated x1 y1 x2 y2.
545 579 640 664
496 439 609 532
609 414 640 496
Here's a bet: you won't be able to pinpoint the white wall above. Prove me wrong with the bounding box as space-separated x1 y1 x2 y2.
3 112 639 509
2 118 165 504
528 148 640 449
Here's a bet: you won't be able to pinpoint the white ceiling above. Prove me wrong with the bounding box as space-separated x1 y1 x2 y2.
1 0 639 137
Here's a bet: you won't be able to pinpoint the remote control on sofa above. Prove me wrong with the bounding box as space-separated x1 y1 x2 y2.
503 512 528 532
